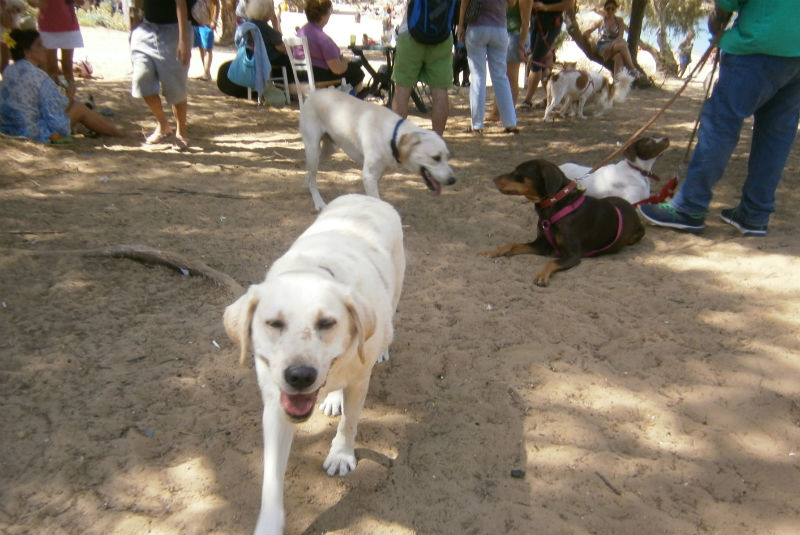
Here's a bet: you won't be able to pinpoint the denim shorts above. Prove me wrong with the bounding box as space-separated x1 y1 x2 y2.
505 31 530 63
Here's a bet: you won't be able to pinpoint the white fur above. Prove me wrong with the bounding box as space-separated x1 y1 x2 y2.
300 89 455 210
223 194 405 535
544 69 633 122
559 136 670 204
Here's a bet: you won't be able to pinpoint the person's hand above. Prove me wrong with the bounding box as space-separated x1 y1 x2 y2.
177 39 191 66
456 25 466 43
707 7 731 36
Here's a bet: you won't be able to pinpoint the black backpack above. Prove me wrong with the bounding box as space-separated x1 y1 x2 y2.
407 0 457 45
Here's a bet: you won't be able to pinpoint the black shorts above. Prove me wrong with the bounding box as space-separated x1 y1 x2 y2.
529 15 562 72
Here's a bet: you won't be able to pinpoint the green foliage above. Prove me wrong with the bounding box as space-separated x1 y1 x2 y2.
578 0 708 36
75 1 129 32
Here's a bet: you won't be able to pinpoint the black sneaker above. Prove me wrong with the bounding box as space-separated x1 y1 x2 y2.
720 208 768 236
638 202 706 232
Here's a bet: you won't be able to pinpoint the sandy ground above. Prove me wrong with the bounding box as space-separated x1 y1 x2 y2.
2 26 800 535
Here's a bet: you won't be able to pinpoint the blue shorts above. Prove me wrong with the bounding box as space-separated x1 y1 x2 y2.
193 25 214 49
506 31 530 63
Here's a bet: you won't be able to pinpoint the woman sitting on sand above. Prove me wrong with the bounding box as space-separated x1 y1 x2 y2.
0 28 123 142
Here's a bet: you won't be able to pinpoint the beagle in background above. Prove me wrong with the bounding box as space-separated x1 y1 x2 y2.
543 67 634 122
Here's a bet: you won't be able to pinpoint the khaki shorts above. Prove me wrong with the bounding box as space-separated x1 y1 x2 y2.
392 32 453 89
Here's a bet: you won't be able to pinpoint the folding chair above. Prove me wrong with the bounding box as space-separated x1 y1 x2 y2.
235 22 291 106
283 34 345 108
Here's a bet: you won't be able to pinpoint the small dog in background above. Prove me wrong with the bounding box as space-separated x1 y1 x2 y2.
453 42 470 87
481 160 644 287
543 67 633 121
559 136 671 204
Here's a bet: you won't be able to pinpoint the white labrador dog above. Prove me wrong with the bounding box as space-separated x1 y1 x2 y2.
223 194 405 535
300 88 455 210
559 136 670 204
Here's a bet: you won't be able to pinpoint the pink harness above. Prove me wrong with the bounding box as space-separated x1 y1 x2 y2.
538 191 624 258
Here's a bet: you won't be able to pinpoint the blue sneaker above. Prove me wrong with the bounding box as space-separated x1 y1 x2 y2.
637 202 706 232
720 208 768 236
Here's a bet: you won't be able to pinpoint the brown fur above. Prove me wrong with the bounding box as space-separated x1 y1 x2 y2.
480 159 645 287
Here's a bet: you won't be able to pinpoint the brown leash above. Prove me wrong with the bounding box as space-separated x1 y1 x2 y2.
682 48 721 163
588 31 725 174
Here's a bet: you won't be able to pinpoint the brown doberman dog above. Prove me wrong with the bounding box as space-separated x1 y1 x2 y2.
480 159 645 287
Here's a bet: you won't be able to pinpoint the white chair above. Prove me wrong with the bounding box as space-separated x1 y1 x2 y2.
282 34 315 108
283 34 345 108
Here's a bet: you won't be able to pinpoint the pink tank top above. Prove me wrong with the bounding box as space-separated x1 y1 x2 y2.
38 0 80 33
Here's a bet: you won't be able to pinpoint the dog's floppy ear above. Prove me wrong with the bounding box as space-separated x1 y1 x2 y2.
539 160 569 197
396 132 421 164
223 284 261 366
343 291 376 365
623 138 642 161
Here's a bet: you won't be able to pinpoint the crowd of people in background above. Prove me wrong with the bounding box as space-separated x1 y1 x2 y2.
0 0 798 238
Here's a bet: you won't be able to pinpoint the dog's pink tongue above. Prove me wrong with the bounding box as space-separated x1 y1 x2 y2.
280 391 318 417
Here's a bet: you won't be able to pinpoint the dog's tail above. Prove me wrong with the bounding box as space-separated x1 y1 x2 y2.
611 69 634 104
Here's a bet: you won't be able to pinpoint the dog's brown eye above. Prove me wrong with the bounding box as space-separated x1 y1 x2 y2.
432 155 442 162
317 318 337 330
266 319 285 330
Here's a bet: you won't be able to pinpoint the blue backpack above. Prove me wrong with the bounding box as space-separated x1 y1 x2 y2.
407 0 457 45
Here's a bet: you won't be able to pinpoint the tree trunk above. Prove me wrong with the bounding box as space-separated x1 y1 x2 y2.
219 0 237 46
627 0 646 71
565 3 657 83
652 0 678 75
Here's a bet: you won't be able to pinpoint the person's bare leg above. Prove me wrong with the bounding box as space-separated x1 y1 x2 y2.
60 48 76 97
392 85 411 118
143 93 173 142
201 48 212 80
44 48 59 82
67 101 124 137
173 100 188 141
430 87 448 136
523 69 543 104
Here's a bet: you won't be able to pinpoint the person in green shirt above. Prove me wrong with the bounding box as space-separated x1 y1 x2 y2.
639 0 800 236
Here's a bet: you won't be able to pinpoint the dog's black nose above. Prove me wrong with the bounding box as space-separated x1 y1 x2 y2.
446 176 456 185
284 365 317 390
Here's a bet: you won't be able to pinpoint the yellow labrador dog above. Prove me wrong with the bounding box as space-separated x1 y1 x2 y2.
223 194 405 535
300 88 456 211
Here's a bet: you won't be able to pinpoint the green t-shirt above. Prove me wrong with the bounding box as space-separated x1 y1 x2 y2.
506 2 521 34
718 0 800 57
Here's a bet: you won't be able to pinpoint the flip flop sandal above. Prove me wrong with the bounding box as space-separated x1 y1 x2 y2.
173 137 189 151
144 130 172 144
518 100 533 111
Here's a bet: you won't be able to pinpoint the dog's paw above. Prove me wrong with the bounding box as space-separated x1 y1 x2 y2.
377 349 390 363
323 450 357 477
319 389 343 416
